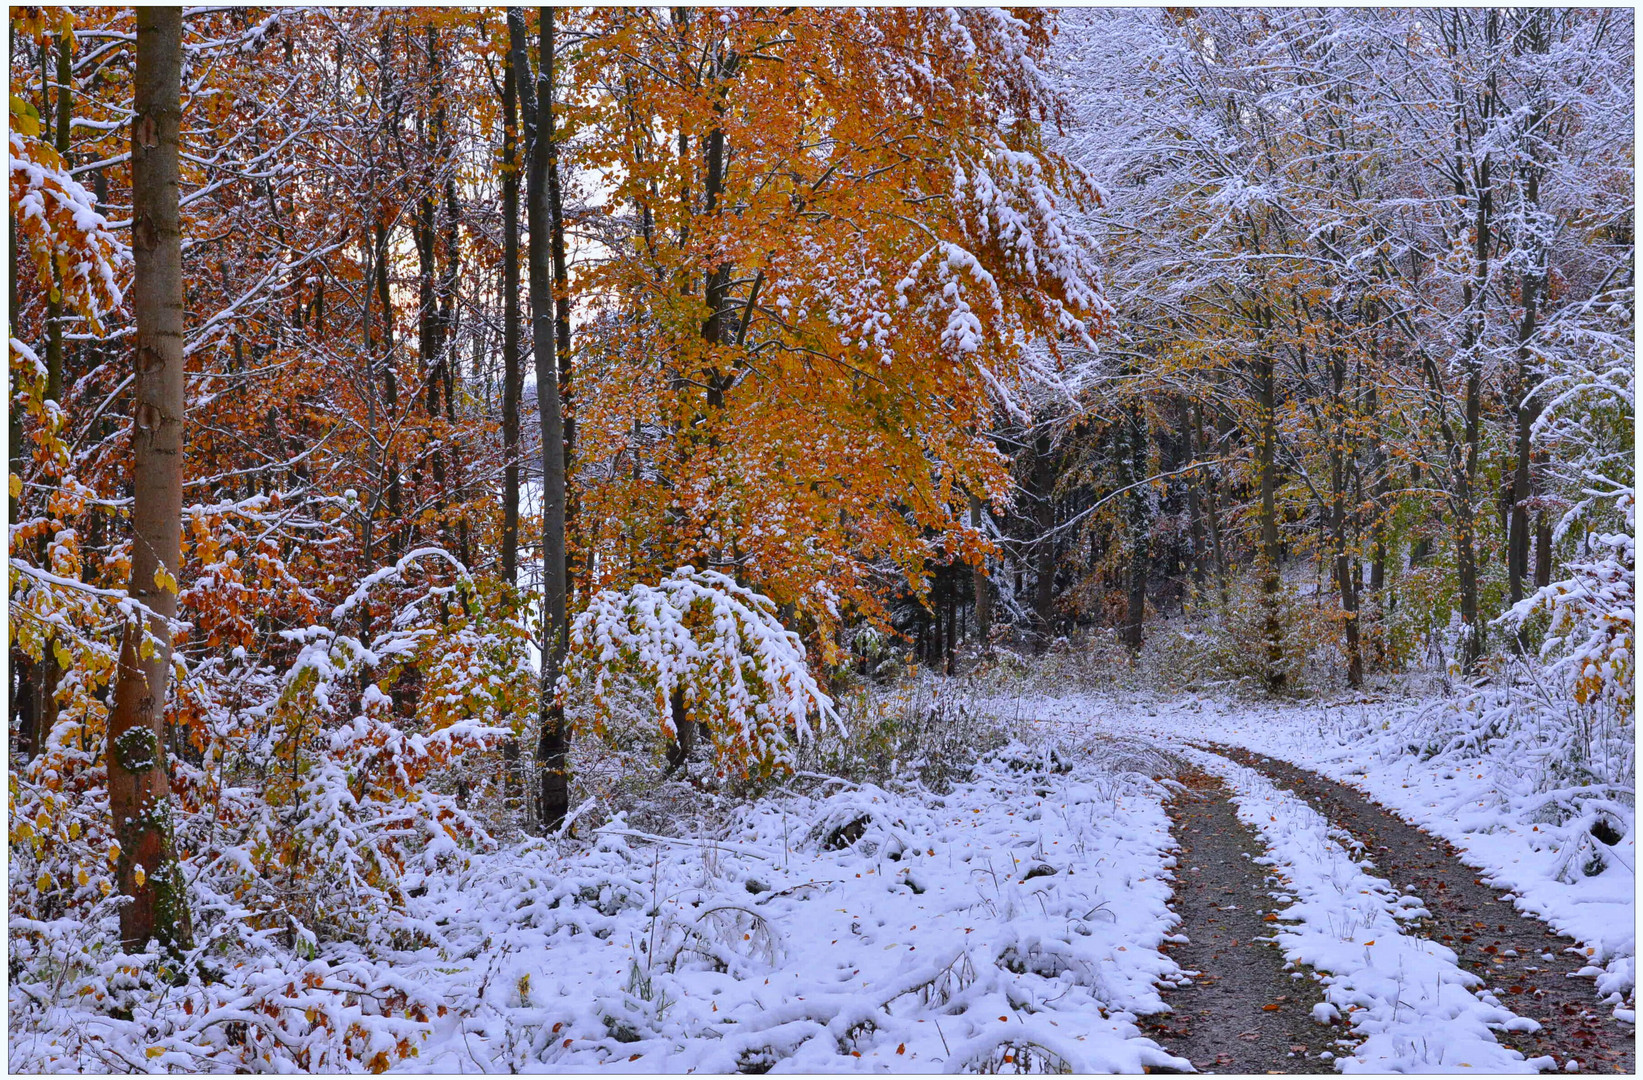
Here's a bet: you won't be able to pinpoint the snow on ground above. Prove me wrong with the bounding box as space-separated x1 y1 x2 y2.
1024 692 1634 1021
16 687 1628 1073
394 738 1191 1072
1179 746 1540 1074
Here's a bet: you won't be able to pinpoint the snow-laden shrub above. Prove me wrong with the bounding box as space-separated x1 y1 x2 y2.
1510 493 1635 727
799 670 1025 791
566 567 840 781
1162 570 1338 695
9 549 528 1071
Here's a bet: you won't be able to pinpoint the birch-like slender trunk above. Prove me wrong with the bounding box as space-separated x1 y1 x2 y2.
512 8 570 830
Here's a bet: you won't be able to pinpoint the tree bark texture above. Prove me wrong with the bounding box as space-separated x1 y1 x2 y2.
107 6 193 957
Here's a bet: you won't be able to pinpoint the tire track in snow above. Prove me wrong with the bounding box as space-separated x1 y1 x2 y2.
1216 746 1635 1075
1149 766 1338 1074
1182 745 1543 1073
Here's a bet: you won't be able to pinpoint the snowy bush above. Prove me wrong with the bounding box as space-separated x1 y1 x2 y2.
1510 494 1635 728
9 548 528 1071
566 567 840 781
800 667 1029 791
1160 570 1338 695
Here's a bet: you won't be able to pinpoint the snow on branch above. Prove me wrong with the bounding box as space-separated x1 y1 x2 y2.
1509 493 1635 721
8 131 125 326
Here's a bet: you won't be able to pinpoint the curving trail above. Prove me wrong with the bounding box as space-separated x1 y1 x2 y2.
1206 744 1635 1074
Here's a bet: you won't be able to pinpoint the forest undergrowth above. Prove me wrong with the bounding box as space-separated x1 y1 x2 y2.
12 633 1630 1073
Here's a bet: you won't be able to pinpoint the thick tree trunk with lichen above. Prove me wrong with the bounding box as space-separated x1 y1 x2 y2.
106 6 192 957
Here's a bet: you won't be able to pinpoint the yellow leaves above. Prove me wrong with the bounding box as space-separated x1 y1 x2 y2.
75 867 89 887
36 872 52 892
146 1047 165 1060
10 94 41 137
8 473 20 500
133 865 147 888
10 7 76 48
154 564 180 595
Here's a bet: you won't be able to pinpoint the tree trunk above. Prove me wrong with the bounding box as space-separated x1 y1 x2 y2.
498 35 524 811
108 6 193 958
970 494 991 649
513 8 570 830
8 27 19 529
1329 350 1364 689
373 220 402 556
9 214 22 532
1506 186 1544 644
1196 402 1230 601
927 570 943 670
1507 11 1550 625
663 687 694 776
43 31 70 406
1450 16 1496 677
1256 346 1286 692
20 32 76 760
1031 428 1056 652
1534 513 1553 590
1366 408 1391 672
546 34 574 595
1181 399 1207 589
1117 403 1150 652
500 45 523 584
415 27 454 545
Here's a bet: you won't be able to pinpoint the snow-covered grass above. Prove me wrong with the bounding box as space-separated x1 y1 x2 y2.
15 666 1630 1072
10 725 1194 1073
409 738 1189 1072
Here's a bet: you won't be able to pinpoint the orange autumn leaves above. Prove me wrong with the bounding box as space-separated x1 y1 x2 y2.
567 8 1106 648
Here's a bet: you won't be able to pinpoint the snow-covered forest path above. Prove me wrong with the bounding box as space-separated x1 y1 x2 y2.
1205 745 1636 1074
412 717 1631 1075
1145 766 1337 1073
1142 739 1635 1073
